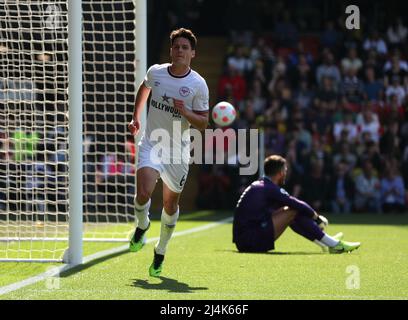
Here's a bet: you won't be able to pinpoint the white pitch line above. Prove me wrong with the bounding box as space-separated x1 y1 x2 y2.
0 217 232 297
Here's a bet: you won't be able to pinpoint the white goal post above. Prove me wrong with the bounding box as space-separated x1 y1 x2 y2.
0 0 147 265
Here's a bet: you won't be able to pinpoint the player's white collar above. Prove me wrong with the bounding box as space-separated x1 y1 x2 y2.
167 66 191 79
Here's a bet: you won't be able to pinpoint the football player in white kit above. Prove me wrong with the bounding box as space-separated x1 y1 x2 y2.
128 28 209 277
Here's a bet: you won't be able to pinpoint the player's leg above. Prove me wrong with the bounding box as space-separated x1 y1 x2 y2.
149 182 181 277
130 166 160 252
158 182 181 254
289 211 360 253
271 206 297 240
290 213 338 248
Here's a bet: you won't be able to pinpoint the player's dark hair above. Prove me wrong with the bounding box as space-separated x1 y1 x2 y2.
264 155 286 177
170 28 197 50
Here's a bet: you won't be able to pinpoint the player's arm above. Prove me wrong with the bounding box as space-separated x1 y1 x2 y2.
271 188 318 219
173 80 209 131
278 192 329 227
128 82 151 135
173 98 209 130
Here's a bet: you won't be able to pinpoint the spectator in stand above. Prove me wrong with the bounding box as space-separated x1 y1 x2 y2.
314 76 339 111
249 37 275 81
308 108 333 141
288 53 313 88
227 45 254 78
320 20 342 51
274 10 299 49
301 160 327 211
264 123 285 156
285 137 306 176
305 138 332 174
332 142 358 171
218 65 247 103
363 30 388 57
24 153 52 213
11 129 40 162
239 99 257 127
288 41 314 68
384 49 408 72
363 66 384 103
328 160 355 214
294 79 314 111
364 49 384 78
386 18 408 51
341 47 363 75
379 93 405 125
333 111 358 144
359 140 383 173
316 52 342 89
356 105 381 143
380 162 406 213
380 121 401 159
384 55 408 88
247 79 267 115
252 59 267 85
293 120 312 153
354 160 382 213
340 67 365 105
267 55 288 93
385 75 406 106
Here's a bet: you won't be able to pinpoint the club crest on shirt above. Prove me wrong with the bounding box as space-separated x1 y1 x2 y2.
179 86 190 97
154 81 160 87
280 188 289 196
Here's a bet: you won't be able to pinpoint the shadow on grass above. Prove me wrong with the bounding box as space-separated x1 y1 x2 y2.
217 249 325 256
59 250 128 278
130 276 208 293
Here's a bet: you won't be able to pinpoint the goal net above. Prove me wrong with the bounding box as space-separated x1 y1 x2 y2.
0 1 138 262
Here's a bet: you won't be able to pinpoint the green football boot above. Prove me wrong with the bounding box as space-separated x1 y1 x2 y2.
321 232 344 252
129 222 150 252
149 248 164 277
329 239 361 254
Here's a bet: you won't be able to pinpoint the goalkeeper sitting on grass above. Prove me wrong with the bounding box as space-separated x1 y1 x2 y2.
233 155 361 254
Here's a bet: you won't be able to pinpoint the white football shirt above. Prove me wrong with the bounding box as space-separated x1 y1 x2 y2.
140 63 209 162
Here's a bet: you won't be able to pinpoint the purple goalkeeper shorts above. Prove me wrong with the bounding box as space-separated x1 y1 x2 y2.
234 219 275 253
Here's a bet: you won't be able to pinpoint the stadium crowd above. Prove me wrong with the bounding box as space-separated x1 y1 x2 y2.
198 12 408 214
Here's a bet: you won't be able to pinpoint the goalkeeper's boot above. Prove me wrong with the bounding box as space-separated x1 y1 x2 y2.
129 222 150 252
321 232 344 252
329 240 361 254
149 248 164 277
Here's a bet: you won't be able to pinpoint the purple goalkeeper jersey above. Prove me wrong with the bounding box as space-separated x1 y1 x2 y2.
233 177 315 243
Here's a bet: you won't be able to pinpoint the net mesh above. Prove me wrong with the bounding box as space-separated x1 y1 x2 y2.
0 0 137 261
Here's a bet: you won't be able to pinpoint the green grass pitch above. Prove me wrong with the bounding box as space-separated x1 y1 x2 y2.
1 211 407 300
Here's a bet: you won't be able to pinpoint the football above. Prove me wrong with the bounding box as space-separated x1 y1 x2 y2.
212 101 236 127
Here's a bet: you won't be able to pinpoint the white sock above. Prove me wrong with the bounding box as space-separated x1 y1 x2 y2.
134 198 151 230
320 234 340 247
155 207 179 255
313 239 327 248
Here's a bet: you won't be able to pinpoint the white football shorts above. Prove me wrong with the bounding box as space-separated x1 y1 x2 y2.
137 142 189 194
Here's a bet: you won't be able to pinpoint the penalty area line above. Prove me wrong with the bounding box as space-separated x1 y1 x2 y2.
0 216 232 296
